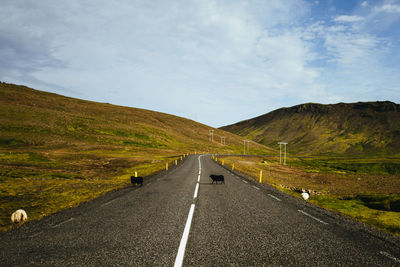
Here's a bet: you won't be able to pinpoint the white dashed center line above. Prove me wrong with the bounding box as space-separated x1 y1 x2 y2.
174 155 203 267
174 204 195 267
193 183 199 198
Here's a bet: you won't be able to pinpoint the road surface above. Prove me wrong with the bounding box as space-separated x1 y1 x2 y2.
1 155 399 266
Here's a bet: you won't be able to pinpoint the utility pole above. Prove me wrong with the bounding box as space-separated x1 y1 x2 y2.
220 136 225 145
243 140 250 154
209 129 214 142
278 142 288 165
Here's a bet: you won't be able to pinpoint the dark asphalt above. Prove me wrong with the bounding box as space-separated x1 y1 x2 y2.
1 155 399 266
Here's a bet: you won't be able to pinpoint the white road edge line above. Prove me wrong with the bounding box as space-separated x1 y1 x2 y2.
174 204 196 267
194 183 199 198
29 231 43 238
268 194 282 201
197 175 201 182
380 251 400 263
242 180 248 184
102 198 118 207
51 217 75 228
252 186 260 190
298 210 328 225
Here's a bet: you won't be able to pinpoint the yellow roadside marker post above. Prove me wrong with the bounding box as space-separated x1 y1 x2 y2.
166 163 168 170
232 164 234 170
259 170 262 183
135 171 137 178
222 160 224 165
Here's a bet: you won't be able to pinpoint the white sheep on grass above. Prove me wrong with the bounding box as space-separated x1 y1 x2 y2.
301 189 310 201
11 209 28 224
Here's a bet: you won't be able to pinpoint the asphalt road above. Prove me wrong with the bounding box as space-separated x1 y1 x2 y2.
1 155 400 266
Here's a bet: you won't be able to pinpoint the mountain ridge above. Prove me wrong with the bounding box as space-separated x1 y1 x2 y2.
221 101 400 155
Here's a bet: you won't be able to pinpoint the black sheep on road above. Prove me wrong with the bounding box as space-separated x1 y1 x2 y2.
131 176 143 186
209 174 224 184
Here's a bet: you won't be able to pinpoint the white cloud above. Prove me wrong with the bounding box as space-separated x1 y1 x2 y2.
361 1 368 7
1 0 322 126
0 0 399 126
334 15 364 23
323 31 384 67
381 4 400 13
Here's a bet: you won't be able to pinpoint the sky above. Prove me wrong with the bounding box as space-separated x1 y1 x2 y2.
1 0 400 127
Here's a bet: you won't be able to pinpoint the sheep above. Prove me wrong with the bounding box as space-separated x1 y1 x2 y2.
301 192 309 200
131 176 143 186
301 189 310 201
209 174 224 184
11 209 28 224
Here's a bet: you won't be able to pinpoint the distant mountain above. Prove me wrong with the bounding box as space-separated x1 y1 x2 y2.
221 102 400 155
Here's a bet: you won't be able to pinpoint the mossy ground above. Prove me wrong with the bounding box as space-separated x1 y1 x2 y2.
0 148 184 231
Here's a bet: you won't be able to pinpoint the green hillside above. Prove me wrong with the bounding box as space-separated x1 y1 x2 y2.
221 102 400 155
0 82 273 231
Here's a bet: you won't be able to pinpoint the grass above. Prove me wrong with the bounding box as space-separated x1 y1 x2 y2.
0 150 184 231
312 195 400 237
0 82 275 231
292 156 400 175
218 155 400 238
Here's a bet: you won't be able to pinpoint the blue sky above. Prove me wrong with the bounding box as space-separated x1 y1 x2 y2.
1 0 399 127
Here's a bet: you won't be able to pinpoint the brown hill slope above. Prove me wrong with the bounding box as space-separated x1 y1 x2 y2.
0 82 272 155
221 102 400 155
